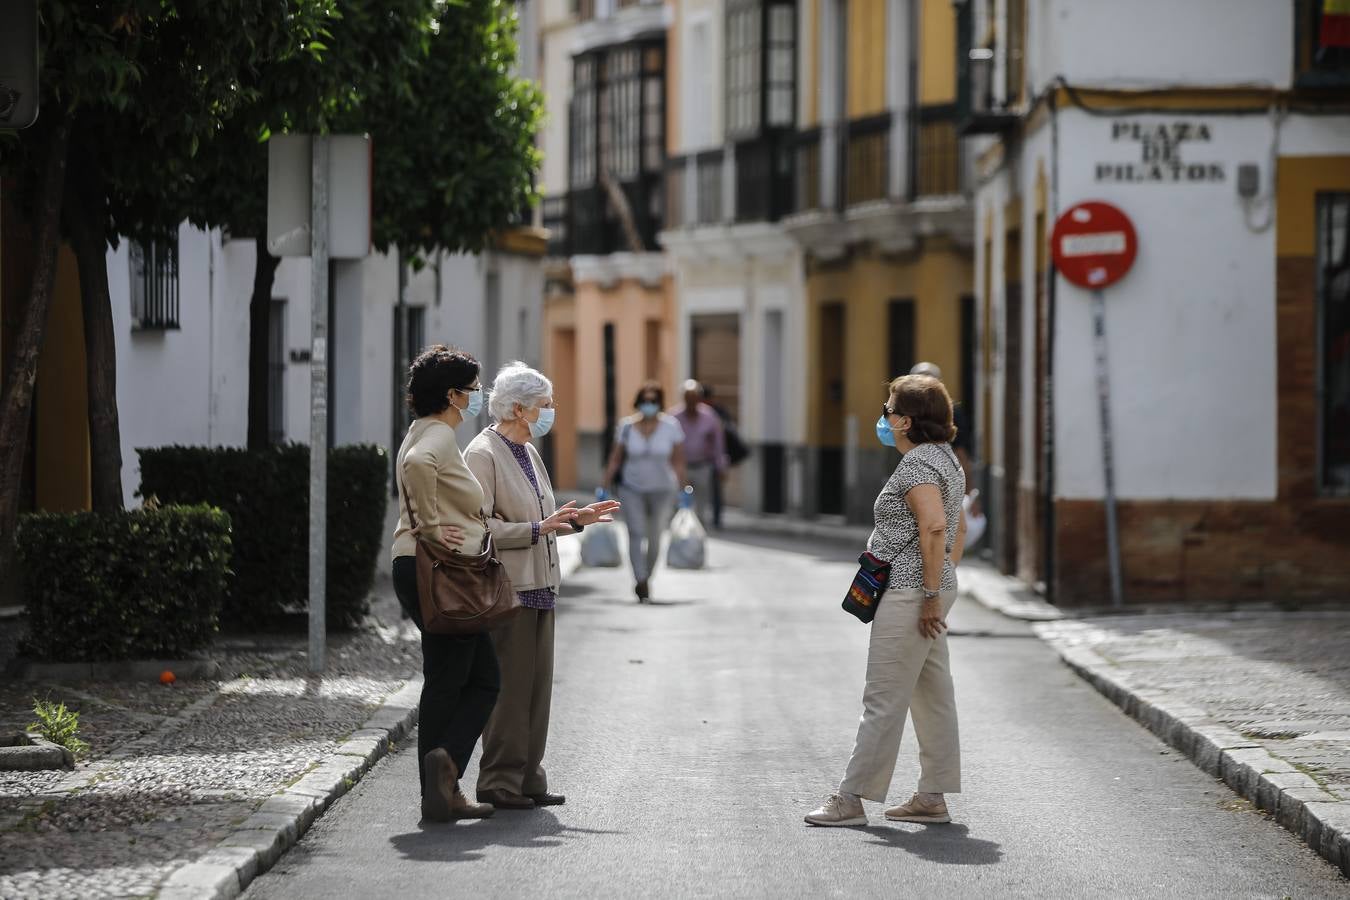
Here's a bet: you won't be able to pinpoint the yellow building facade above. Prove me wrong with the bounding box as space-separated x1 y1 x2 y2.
790 0 975 520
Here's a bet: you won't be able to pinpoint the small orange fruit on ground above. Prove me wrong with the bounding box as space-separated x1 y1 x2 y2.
159 670 176 685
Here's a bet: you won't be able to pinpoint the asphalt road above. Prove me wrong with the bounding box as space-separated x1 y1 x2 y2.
246 530 1350 899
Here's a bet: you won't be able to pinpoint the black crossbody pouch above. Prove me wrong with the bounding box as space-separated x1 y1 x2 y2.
842 551 892 623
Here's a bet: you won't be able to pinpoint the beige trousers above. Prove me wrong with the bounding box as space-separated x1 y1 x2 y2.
839 588 961 802
477 608 555 795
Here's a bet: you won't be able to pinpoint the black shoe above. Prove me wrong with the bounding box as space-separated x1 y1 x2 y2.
635 579 649 602
528 791 566 806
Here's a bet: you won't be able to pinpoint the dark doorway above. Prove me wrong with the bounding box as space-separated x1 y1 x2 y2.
818 300 846 516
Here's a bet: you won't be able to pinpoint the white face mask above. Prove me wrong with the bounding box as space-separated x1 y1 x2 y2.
460 389 483 417
528 406 555 439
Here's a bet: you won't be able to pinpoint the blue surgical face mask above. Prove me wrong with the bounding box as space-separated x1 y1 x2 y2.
529 406 556 439
461 389 484 418
638 402 659 419
876 415 897 448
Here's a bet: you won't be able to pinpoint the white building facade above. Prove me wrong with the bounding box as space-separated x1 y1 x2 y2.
966 0 1350 604
109 227 545 506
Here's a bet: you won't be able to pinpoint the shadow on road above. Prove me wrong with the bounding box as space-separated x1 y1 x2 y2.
863 823 1003 866
388 811 624 863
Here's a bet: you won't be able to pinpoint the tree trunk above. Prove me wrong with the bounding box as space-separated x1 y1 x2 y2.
64 168 124 512
248 236 281 450
0 112 71 584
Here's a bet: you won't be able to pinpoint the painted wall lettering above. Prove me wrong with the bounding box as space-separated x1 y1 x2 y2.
1095 120 1225 184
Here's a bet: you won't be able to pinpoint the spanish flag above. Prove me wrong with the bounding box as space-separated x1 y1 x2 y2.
1324 0 1350 48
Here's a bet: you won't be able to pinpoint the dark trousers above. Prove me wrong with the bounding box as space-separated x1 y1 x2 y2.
392 556 501 790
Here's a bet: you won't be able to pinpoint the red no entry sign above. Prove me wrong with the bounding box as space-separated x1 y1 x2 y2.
1050 201 1137 290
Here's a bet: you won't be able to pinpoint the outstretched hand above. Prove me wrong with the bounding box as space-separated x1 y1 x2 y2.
576 499 622 526
540 501 581 535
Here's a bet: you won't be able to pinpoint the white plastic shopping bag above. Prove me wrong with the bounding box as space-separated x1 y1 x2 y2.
962 489 987 548
581 520 622 567
666 505 706 570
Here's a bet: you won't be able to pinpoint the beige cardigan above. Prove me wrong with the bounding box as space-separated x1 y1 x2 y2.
391 418 486 562
463 428 562 593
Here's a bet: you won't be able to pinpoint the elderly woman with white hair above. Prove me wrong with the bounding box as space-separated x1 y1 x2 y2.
464 362 620 811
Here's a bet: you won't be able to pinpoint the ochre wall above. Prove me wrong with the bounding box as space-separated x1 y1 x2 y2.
918 0 956 105
804 243 975 447
846 0 887 118
548 274 675 489
36 247 91 512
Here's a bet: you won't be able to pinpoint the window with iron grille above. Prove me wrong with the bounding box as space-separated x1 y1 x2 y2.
268 300 287 444
604 48 642 180
726 0 795 141
726 0 762 139
570 57 598 187
1318 192 1350 495
129 238 180 330
570 42 665 189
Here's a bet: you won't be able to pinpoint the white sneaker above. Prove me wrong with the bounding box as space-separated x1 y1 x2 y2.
884 793 951 823
804 793 867 827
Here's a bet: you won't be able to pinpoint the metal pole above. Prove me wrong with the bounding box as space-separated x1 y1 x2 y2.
1092 289 1123 608
308 135 330 672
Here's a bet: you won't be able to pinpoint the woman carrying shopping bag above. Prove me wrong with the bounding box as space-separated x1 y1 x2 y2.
602 381 687 602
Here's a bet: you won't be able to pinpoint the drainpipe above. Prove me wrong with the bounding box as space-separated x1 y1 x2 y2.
1042 88 1059 603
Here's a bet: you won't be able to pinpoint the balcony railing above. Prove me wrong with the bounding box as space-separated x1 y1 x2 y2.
556 176 662 256
911 105 964 198
844 114 890 207
695 150 724 226
794 127 822 213
735 137 795 223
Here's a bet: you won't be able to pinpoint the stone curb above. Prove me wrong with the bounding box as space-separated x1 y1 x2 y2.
959 564 1064 621
1034 622 1350 878
155 676 423 900
0 732 74 771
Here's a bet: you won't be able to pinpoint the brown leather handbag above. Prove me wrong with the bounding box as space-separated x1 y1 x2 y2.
403 492 519 635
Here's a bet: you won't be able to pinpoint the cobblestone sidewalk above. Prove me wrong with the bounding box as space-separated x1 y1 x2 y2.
0 576 421 899
1035 609 1350 874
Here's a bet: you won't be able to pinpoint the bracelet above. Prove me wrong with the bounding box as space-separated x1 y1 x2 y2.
922 587 940 600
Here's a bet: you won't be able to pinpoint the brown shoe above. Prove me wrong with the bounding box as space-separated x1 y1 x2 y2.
477 788 535 810
450 788 495 819
528 791 566 806
421 749 457 822
884 793 951 824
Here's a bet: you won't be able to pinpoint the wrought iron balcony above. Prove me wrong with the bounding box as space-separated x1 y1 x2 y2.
910 104 965 198
793 127 822 213
844 114 890 207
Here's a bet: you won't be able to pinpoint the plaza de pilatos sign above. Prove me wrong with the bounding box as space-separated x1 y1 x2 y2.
1095 120 1225 184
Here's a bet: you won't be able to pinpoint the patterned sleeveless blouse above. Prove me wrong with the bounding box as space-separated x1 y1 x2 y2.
866 442 965 591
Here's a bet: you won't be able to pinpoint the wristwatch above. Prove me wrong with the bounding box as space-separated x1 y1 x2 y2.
922 587 941 600
568 520 585 534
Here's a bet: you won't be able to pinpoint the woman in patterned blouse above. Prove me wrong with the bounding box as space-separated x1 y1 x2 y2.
806 374 968 829
464 363 620 812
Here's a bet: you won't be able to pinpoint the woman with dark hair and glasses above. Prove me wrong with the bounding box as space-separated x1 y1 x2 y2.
806 373 967 828
391 344 497 822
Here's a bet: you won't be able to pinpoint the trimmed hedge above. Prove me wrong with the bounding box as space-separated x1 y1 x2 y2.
17 505 232 662
137 444 388 629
